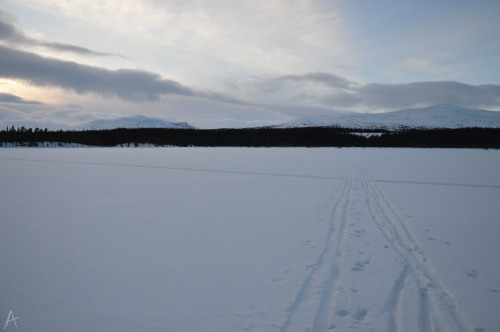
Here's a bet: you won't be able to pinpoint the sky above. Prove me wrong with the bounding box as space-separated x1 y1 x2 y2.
0 0 499 129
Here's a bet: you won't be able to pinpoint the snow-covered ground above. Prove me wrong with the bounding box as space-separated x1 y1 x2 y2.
1 148 499 332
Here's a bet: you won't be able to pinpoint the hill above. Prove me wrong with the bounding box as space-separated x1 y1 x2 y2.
275 104 500 129
74 115 196 130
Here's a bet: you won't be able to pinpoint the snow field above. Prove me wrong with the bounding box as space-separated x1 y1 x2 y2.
0 148 499 331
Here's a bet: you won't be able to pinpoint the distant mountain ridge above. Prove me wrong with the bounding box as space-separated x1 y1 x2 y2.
275 105 500 130
74 115 196 130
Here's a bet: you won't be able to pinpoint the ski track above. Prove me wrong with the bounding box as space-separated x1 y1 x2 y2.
385 266 409 332
281 169 475 332
363 169 474 332
281 178 352 332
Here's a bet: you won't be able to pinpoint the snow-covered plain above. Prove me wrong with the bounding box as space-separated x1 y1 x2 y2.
1 148 499 332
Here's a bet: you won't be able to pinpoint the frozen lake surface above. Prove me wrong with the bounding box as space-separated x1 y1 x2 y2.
1 148 499 331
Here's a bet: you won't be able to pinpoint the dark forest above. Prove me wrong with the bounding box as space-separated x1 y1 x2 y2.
1 126 499 148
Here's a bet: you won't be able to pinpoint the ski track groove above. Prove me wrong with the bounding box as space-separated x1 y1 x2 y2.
281 178 352 332
418 278 431 332
362 169 474 332
384 266 409 332
311 177 352 332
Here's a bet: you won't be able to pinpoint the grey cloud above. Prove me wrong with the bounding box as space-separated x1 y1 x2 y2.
354 81 500 110
290 72 355 89
37 41 116 57
262 72 354 90
266 72 500 111
319 93 360 108
0 45 197 101
0 93 43 105
0 10 114 56
480 84 500 95
0 13 19 40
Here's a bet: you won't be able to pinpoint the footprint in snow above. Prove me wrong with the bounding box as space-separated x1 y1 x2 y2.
351 262 365 272
466 269 480 279
354 308 368 321
337 309 349 317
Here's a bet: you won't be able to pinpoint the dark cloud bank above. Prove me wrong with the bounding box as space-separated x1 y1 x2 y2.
0 92 43 105
263 73 500 111
0 10 242 105
0 10 114 57
0 45 197 101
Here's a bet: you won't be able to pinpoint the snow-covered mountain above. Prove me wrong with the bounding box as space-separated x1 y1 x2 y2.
275 105 500 130
74 115 196 130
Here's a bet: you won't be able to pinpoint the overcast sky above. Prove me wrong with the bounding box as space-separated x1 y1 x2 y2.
1 0 499 128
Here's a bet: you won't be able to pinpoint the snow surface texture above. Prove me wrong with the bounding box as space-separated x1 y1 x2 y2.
276 104 500 129
1 148 499 332
74 115 196 130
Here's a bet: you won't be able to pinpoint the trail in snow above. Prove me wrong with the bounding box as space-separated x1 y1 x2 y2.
281 170 475 332
362 170 473 332
281 178 352 332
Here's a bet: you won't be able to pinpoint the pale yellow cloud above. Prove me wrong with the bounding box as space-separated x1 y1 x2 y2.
0 79 73 105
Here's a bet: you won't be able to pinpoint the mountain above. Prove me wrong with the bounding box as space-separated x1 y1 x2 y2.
275 105 500 130
75 115 196 130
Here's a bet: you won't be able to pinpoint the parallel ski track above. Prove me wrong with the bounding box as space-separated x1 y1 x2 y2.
281 170 474 332
281 178 352 332
362 169 474 332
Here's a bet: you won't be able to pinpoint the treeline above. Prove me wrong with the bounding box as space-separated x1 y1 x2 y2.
1 126 499 148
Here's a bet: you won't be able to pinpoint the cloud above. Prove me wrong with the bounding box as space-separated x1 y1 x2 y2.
0 45 199 101
260 72 355 91
0 93 43 105
0 44 249 107
256 72 500 112
353 81 500 110
245 73 359 108
0 10 114 56
397 58 433 71
10 0 350 78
